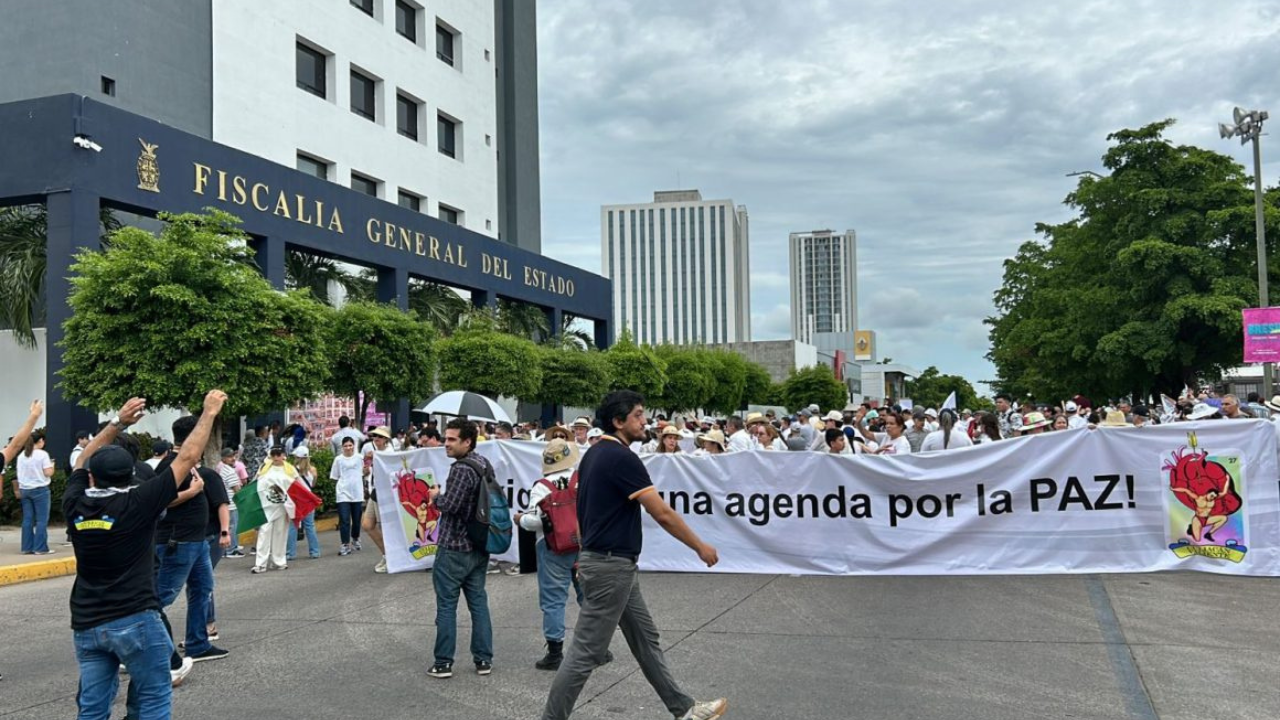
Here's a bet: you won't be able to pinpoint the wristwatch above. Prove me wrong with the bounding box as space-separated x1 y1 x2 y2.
109 416 126 430
220 531 230 536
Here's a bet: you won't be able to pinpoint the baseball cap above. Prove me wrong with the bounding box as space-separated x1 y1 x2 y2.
88 446 136 485
291 445 310 458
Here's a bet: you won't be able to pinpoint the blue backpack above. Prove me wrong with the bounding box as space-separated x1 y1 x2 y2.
459 456 512 555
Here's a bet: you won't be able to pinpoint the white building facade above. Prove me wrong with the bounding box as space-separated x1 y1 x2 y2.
601 190 751 346
790 229 858 345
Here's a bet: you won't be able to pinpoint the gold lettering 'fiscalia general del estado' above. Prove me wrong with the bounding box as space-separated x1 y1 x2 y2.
192 163 345 233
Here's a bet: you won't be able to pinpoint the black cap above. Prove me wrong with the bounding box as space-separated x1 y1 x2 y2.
88 446 136 484
1132 405 1150 417
152 439 172 455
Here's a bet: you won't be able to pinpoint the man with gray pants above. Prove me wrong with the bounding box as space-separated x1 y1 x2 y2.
541 390 728 720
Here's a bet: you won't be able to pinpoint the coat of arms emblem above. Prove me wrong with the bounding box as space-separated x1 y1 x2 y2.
136 139 159 192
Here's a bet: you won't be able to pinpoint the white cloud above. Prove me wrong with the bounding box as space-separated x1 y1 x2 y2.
538 0 1280 386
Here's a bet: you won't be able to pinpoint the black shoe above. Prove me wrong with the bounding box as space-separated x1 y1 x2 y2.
475 660 493 676
189 645 229 663
535 640 563 671
427 663 453 679
1204 529 1215 542
603 649 614 665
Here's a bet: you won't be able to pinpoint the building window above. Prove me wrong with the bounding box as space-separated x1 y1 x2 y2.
351 172 379 197
436 23 455 65
396 93 419 140
438 204 460 225
296 42 327 98
437 114 457 158
395 1 417 42
397 190 422 211
101 76 116 97
350 70 376 121
350 0 373 16
296 153 329 180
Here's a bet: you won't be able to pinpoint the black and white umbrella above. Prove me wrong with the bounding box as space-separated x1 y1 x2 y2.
417 391 511 423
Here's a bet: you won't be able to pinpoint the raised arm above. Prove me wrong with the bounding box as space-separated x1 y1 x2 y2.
167 390 228 486
75 398 148 471
2 400 44 466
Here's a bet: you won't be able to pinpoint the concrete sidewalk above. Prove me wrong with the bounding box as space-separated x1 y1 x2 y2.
0 516 340 587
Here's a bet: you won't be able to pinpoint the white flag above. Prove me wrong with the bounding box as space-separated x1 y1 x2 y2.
942 391 957 411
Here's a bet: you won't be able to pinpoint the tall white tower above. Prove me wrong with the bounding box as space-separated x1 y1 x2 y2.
789 229 857 345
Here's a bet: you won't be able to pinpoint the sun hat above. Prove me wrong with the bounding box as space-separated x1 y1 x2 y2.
745 412 766 426
924 408 938 419
542 438 579 474
543 425 572 442
369 426 392 440
586 427 603 439
291 445 310 458
824 410 843 421
1098 410 1133 428
1021 412 1051 431
696 429 727 450
1266 395 1280 414
660 425 682 437
1188 403 1219 420
570 417 592 429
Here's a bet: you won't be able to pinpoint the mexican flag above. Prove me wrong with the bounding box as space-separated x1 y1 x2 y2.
288 481 322 527
233 480 267 535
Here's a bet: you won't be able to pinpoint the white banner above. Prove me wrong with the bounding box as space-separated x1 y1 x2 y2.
372 420 1280 576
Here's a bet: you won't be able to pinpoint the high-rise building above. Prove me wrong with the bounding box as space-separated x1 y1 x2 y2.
601 190 750 345
0 0 542 252
790 229 857 345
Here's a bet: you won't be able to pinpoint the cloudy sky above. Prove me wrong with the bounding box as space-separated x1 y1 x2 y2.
535 0 1280 392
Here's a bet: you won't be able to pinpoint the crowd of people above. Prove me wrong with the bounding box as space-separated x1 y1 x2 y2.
8 381 1278 719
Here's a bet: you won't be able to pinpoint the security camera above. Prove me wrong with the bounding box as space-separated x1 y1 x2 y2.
72 135 103 152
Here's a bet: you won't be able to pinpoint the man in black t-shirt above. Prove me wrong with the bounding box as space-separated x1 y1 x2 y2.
541 390 728 720
65 391 226 720
153 415 231 665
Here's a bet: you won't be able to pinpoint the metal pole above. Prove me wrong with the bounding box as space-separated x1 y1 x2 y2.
1252 132 1273 398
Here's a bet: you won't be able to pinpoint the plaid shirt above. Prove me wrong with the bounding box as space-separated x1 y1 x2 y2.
435 453 485 552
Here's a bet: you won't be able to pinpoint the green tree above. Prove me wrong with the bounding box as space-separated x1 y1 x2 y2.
284 249 352 305
651 345 716 415
345 270 468 336
780 365 847 414
602 329 667 398
703 349 748 415
60 210 333 454
0 204 121 348
327 301 437 427
436 319 543 401
535 346 612 408
740 362 774 408
987 120 1271 400
903 366 986 411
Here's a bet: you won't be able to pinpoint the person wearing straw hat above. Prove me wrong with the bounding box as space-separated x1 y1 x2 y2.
544 425 573 443
571 417 593 455
655 425 683 454
1019 412 1052 435
693 429 727 456
1186 403 1221 421
1097 410 1134 428
516 438 584 671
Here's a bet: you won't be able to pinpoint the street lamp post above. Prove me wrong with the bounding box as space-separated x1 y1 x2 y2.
1220 107 1273 398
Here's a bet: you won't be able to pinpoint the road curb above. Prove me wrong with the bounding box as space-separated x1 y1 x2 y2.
0 556 77 587
0 516 340 588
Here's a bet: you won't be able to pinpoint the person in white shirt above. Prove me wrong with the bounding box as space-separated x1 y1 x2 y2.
752 423 786 451
856 409 912 455
330 436 365 556
515 438 584 671
329 415 366 455
145 440 170 470
1065 401 1088 430
570 417 593 456
251 446 297 574
68 431 90 469
923 408 940 433
15 433 56 554
726 416 752 453
216 447 246 557
360 426 392 572
693 430 727 456
920 409 974 452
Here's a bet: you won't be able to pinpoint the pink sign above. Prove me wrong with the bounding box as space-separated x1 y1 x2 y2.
1243 307 1280 362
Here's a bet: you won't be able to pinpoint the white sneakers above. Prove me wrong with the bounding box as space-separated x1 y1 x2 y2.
170 656 194 687
374 557 388 573
677 698 728 720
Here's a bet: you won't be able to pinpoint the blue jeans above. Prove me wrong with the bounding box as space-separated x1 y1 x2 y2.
73 609 173 720
337 502 363 544
225 508 240 555
20 485 51 553
206 535 223 625
432 548 493 666
536 538 582 642
154 541 214 657
287 512 321 559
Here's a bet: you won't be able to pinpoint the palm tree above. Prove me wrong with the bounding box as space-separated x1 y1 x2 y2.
0 204 121 349
496 298 550 340
547 314 595 350
283 249 351 305
409 278 467 334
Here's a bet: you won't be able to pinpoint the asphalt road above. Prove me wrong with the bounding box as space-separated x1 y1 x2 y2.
1 535 1277 720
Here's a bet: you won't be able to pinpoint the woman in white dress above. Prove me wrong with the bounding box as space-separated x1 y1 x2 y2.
252 446 298 574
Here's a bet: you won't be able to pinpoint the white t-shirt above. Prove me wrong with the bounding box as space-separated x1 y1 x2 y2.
868 433 912 455
217 462 240 510
920 430 974 452
728 429 753 453
330 453 365 503
330 427 366 455
16 449 53 489
1067 415 1088 430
